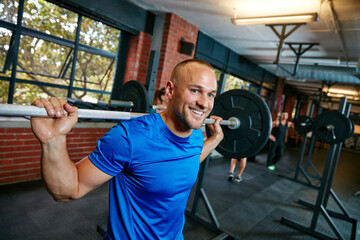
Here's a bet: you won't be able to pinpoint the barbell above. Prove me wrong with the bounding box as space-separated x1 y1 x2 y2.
292 111 354 144
0 89 272 158
0 103 240 128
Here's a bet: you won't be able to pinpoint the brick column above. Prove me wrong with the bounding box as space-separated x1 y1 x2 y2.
156 13 199 89
123 32 152 85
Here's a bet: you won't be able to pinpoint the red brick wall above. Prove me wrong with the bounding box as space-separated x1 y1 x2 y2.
283 96 297 122
271 77 285 120
156 13 199 89
123 32 152 85
299 102 308 116
123 13 199 91
0 126 109 185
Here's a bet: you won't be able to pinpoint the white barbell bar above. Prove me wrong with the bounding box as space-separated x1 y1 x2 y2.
0 104 240 129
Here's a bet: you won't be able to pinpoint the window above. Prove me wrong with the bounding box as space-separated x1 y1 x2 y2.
213 68 222 81
0 0 122 104
17 35 72 85
0 81 9 103
0 27 12 73
80 16 120 53
22 0 78 40
0 0 18 24
224 74 251 92
13 83 67 104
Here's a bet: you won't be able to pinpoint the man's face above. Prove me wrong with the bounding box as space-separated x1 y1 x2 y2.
281 112 288 120
170 63 217 130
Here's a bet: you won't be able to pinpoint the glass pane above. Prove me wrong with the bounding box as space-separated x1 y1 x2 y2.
0 27 13 73
80 16 120 53
0 80 9 103
17 35 72 85
0 0 18 24
72 90 111 103
213 68 221 81
74 50 115 92
224 74 251 92
13 82 67 104
247 83 259 93
22 0 78 40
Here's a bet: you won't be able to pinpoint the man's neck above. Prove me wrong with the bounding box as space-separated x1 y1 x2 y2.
160 111 193 138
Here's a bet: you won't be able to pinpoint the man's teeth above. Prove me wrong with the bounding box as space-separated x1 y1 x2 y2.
191 109 203 116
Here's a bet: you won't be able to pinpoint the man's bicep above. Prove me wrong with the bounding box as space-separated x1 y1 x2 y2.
75 156 113 198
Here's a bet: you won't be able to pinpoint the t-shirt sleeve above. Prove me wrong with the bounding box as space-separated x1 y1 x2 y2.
88 122 132 176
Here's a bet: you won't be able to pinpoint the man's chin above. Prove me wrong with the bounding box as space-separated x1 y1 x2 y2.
191 124 203 130
190 119 205 130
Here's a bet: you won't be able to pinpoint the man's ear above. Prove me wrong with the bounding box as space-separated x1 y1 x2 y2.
165 81 175 100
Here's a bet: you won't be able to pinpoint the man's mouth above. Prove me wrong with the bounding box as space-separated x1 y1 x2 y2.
190 108 205 116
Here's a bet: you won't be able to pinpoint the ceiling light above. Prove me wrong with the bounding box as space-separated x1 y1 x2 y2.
327 92 354 99
327 88 357 96
231 13 318 25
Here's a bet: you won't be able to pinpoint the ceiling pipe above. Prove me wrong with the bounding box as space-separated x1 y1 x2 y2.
326 0 349 65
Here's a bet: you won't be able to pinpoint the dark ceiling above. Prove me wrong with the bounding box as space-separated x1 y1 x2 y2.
129 0 360 111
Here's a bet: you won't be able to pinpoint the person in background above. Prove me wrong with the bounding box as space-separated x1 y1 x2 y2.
228 158 247 182
152 87 168 113
267 112 293 171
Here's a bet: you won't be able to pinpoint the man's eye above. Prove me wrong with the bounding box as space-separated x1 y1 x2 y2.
208 93 215 98
191 89 199 93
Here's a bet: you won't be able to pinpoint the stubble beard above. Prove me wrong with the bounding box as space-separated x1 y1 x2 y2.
176 106 207 130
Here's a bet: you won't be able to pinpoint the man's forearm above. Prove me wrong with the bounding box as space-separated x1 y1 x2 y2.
200 135 223 162
41 136 79 201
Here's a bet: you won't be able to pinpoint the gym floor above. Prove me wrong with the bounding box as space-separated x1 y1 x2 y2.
0 143 359 240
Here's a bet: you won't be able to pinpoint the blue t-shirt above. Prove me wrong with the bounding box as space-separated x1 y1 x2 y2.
88 113 203 240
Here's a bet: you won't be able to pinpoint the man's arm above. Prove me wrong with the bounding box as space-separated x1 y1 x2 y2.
200 116 224 162
41 141 112 201
269 120 278 141
31 98 112 201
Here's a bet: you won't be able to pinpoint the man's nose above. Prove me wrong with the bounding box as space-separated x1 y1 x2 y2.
197 94 209 109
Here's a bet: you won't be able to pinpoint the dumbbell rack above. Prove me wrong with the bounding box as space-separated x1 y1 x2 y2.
281 97 359 240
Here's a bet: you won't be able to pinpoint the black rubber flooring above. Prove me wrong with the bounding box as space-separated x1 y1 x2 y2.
1 143 359 240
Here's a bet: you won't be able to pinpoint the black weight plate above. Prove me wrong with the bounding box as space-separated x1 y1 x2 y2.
206 89 272 158
119 80 148 113
347 118 354 139
313 111 351 144
293 116 313 135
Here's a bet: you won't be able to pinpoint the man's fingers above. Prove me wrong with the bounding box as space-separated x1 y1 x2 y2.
32 99 44 108
209 115 223 125
40 98 56 116
49 97 64 117
35 97 70 117
59 98 70 115
64 103 78 117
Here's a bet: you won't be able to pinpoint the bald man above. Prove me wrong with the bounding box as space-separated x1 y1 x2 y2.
30 59 224 240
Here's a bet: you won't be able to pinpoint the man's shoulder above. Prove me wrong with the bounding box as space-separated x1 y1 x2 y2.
120 113 159 128
117 114 162 140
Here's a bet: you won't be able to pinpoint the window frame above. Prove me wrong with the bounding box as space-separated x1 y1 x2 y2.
0 0 124 104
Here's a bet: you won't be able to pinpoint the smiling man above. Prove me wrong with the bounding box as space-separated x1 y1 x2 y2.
30 59 224 240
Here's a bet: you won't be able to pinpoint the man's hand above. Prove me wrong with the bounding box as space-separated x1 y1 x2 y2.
200 115 224 162
206 115 224 141
30 97 78 143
